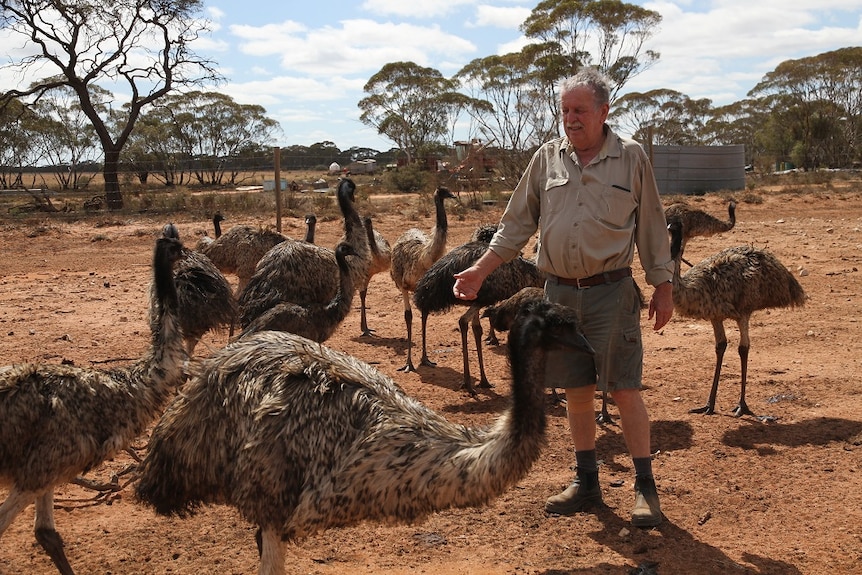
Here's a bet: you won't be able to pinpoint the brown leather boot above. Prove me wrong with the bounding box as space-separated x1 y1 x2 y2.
631 475 662 527
545 470 602 515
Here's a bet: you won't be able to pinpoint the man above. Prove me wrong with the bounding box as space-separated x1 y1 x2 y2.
452 68 674 527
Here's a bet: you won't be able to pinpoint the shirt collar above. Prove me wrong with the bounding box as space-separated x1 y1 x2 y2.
564 124 620 164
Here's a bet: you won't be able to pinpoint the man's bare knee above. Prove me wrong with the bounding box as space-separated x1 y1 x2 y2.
566 386 596 414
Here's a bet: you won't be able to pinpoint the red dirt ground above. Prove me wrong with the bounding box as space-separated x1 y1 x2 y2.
1 184 861 575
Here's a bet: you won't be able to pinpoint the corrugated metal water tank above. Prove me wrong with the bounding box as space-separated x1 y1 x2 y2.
651 144 745 195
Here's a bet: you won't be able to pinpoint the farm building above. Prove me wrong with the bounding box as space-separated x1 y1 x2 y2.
347 159 377 174
649 144 746 195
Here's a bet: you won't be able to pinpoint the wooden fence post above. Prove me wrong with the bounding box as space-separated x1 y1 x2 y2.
273 147 282 233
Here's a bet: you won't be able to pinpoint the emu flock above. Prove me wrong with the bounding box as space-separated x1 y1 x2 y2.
0 180 807 575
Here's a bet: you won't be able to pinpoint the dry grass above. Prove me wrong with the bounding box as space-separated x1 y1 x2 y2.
2 169 860 227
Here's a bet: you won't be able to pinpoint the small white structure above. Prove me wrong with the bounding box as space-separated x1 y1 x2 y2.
328 162 341 174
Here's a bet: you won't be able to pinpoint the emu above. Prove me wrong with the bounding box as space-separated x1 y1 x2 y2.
358 216 391 336
668 219 805 418
413 241 544 395
162 223 236 355
197 213 288 295
238 179 370 329
0 236 186 575
233 242 357 344
135 300 593 575
389 186 458 372
664 200 737 266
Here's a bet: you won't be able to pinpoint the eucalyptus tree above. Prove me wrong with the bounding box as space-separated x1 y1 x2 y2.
749 47 862 169
455 52 548 181
358 61 468 163
705 99 770 167
520 0 662 101
0 98 39 189
121 104 188 186
0 0 221 208
152 91 280 185
28 84 103 190
611 88 712 145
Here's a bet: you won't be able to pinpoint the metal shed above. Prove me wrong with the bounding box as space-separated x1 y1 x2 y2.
650 144 745 195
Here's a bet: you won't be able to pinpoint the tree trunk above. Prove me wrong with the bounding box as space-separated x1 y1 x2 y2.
103 149 123 210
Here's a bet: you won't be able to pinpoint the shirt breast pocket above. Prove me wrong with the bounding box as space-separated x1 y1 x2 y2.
543 177 569 215
598 184 637 229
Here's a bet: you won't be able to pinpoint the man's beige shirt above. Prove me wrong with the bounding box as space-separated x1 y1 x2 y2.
488 127 674 287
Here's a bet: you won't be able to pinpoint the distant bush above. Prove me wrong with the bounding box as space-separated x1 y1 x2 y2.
388 164 428 192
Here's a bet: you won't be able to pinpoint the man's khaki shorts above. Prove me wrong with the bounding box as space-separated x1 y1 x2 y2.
542 276 643 391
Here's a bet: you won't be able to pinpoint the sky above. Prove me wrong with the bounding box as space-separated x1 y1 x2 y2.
3 0 862 152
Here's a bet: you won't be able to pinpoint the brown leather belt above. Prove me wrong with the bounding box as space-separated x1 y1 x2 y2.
554 267 632 288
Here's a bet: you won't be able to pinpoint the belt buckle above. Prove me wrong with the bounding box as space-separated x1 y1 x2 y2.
575 277 588 289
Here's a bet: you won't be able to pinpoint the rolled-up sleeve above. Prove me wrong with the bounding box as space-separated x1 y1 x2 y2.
488 148 546 263
633 147 674 286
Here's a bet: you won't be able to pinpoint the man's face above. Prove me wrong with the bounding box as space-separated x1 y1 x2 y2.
561 85 609 152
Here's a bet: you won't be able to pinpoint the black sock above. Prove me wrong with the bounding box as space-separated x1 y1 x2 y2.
633 456 653 478
575 449 598 474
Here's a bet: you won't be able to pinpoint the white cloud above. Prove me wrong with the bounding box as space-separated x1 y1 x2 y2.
222 75 365 106
629 1 862 105
471 5 531 29
206 6 225 20
230 19 476 77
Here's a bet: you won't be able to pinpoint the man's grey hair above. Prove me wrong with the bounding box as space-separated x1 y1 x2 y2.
558 68 611 109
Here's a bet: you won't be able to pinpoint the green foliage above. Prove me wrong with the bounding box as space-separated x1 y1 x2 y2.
387 164 428 192
358 61 465 163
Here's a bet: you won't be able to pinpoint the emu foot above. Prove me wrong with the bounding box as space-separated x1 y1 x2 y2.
731 401 769 419
596 410 614 425
35 527 75 575
689 404 716 415
459 381 479 398
397 361 417 373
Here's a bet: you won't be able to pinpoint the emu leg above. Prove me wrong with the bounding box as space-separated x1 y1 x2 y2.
732 316 760 418
732 343 753 417
596 391 614 424
0 487 32 538
471 308 492 388
397 299 416 372
485 319 499 346
419 309 436 367
359 288 374 336
691 319 728 415
34 491 75 575
258 527 285 575
457 307 478 396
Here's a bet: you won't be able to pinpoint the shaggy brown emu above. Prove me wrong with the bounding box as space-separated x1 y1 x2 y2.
413 241 545 395
237 179 370 329
389 186 458 372
162 223 237 355
233 243 357 343
358 216 392 336
135 300 593 575
0 236 186 575
664 200 737 266
197 214 288 294
668 219 805 417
